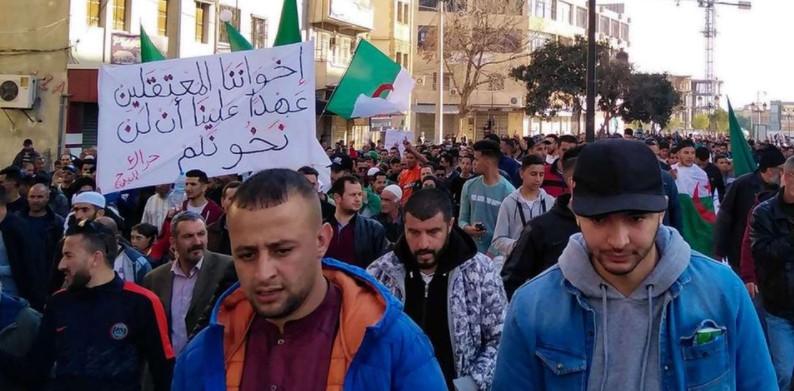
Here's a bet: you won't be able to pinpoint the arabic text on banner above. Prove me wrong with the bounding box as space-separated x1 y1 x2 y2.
97 41 317 193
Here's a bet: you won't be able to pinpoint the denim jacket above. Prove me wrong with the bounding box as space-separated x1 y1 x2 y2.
493 251 775 390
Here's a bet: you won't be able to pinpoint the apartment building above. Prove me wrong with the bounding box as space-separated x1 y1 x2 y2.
411 0 631 141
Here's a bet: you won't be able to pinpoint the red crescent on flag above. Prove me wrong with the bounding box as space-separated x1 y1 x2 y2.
692 186 717 224
372 83 394 98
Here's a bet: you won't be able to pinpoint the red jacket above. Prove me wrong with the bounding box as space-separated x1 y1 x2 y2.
149 199 223 262
739 208 756 284
541 161 567 198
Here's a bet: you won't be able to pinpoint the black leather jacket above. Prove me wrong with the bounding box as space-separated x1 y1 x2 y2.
750 190 794 320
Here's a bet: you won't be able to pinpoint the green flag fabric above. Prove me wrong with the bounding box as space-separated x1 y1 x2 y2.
140 26 165 63
326 40 414 119
274 0 301 46
225 21 253 51
728 99 756 176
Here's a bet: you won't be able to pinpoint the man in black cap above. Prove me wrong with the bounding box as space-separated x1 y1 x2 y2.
493 139 774 390
715 145 785 273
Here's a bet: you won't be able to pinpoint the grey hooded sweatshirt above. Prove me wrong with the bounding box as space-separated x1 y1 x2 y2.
558 226 691 391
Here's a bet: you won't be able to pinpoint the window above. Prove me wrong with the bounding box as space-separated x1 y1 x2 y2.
530 32 551 51
195 2 209 43
403 53 409 68
419 0 437 10
550 0 557 20
417 25 436 50
314 32 330 61
218 5 241 43
87 0 101 27
610 20 620 38
432 72 452 91
112 0 127 31
251 17 268 49
158 0 169 36
396 52 403 66
599 16 609 34
534 0 547 18
397 2 410 24
575 7 587 28
558 1 572 24
620 23 629 41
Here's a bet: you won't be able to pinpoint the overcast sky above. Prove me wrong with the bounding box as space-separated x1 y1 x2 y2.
621 0 794 108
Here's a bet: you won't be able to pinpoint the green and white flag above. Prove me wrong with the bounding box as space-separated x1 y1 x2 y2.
327 40 414 120
673 163 716 257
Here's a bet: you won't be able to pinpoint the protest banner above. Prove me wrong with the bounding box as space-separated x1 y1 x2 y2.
97 41 326 193
383 129 415 157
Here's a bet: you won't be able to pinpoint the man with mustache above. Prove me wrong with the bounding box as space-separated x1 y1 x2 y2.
143 211 235 356
0 219 174 390
368 189 507 390
172 169 445 390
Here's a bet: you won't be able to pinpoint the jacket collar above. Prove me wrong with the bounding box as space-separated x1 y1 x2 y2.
393 225 476 274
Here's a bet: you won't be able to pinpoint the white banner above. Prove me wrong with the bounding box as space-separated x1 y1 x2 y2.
97 41 328 193
383 129 414 157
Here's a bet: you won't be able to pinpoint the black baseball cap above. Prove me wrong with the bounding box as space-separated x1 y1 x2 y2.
572 139 667 217
329 153 353 172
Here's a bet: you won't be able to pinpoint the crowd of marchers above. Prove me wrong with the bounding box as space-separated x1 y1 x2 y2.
0 128 792 390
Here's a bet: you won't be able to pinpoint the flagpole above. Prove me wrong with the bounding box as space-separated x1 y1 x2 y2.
436 0 445 145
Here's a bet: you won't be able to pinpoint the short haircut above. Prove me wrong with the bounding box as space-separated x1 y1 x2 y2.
222 181 242 197
483 134 500 143
714 154 728 162
72 176 96 191
404 188 453 223
132 222 158 239
232 169 320 214
439 153 454 165
562 145 585 173
297 166 319 177
472 140 502 160
521 154 546 170
330 175 361 197
389 158 401 165
559 135 578 144
501 138 517 148
23 139 33 147
185 169 209 183
545 134 559 143
0 167 23 186
695 146 710 161
678 140 695 150
95 216 119 236
460 155 473 163
374 171 388 180
170 211 205 238
64 220 119 266
624 128 634 136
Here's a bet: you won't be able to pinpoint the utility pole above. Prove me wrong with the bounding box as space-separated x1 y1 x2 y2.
436 0 445 145
585 0 596 142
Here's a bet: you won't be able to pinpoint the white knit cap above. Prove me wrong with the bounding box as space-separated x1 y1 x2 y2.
72 191 106 209
382 184 403 200
367 167 381 177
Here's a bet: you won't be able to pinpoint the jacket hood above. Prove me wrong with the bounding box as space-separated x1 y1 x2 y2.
558 225 691 300
210 256 401 345
394 225 477 275
505 188 554 205
0 293 30 330
552 193 573 216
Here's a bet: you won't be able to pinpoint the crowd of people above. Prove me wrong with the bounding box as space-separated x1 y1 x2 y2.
0 128 792 390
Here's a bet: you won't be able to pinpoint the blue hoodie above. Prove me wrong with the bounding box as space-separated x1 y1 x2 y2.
172 258 446 391
493 226 775 391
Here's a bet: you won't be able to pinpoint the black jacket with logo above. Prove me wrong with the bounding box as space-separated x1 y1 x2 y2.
0 275 174 391
750 191 794 321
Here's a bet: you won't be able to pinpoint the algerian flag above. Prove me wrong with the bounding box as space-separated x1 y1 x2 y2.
140 26 165 62
326 40 415 120
274 0 301 46
673 163 716 257
728 98 756 176
224 21 253 51
222 2 331 190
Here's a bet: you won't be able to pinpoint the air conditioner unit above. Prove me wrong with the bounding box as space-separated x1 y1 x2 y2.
450 88 459 95
509 96 522 107
0 75 37 109
416 76 425 86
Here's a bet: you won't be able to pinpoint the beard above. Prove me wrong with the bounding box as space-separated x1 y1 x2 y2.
248 280 314 321
66 268 92 291
591 224 659 277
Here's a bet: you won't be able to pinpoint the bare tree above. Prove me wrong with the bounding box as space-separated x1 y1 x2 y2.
419 0 531 134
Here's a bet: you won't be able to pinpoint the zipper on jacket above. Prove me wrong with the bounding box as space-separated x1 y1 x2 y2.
420 279 429 327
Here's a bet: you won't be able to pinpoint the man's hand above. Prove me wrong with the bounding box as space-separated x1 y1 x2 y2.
166 207 181 219
745 282 759 299
463 224 484 237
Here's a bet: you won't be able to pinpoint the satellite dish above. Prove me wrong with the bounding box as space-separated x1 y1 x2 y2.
219 9 233 22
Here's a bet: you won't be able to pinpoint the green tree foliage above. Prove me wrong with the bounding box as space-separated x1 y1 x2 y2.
619 72 681 129
692 113 710 130
709 108 729 133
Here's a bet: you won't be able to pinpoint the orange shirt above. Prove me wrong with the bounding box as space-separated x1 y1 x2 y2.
398 165 421 203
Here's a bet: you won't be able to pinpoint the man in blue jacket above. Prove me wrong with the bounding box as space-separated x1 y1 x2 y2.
493 139 774 391
172 169 445 391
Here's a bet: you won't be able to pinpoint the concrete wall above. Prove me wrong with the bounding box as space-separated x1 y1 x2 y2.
0 0 69 166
